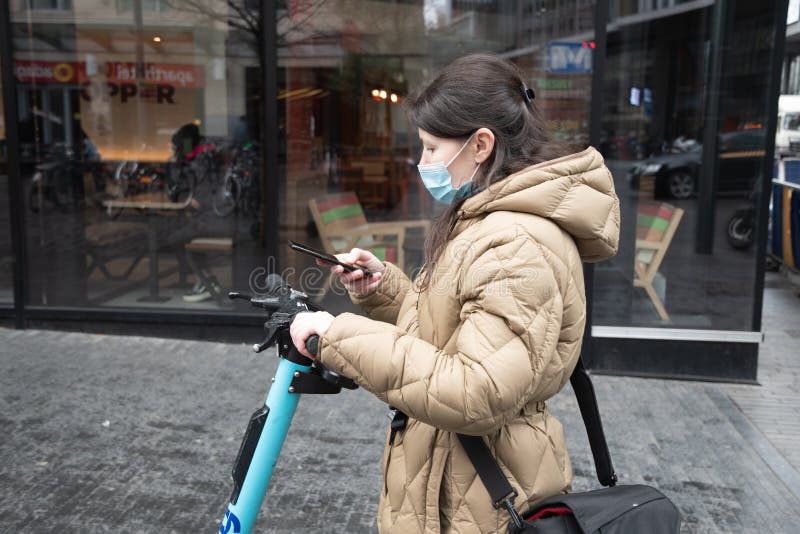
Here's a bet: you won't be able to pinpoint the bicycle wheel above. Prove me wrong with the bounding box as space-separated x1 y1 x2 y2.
107 160 137 215
212 171 239 217
52 166 75 210
242 179 261 217
167 167 196 205
99 166 125 219
29 173 46 214
114 160 138 182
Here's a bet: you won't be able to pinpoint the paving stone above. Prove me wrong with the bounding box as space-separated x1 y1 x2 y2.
0 272 798 532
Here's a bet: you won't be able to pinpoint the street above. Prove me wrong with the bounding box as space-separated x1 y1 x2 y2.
0 273 798 533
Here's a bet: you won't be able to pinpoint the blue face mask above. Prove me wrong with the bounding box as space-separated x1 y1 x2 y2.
417 133 482 204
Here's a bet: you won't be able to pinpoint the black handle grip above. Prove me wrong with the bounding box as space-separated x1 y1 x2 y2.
305 334 320 357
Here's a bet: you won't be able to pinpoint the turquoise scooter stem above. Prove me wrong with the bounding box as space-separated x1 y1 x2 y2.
219 356 311 534
217 285 352 534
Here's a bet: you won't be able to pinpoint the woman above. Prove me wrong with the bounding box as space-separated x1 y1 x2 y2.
290 53 620 533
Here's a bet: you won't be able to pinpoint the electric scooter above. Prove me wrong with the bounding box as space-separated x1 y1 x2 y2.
219 274 357 534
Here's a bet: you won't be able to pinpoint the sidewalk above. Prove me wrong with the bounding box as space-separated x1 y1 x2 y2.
0 273 798 533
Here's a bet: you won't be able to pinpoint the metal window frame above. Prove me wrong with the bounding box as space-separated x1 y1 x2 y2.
261 0 279 266
752 0 790 332
0 0 27 329
582 0 609 367
592 326 763 344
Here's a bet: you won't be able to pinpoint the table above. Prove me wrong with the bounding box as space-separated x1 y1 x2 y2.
102 193 194 302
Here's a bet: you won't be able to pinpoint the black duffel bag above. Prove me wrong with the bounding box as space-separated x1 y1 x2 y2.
457 359 681 533
512 484 680 533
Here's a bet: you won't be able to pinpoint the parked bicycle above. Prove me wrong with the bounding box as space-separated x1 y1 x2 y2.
29 142 104 214
170 141 227 202
111 158 192 205
212 141 261 217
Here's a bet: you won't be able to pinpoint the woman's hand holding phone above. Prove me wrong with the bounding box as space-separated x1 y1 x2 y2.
317 248 385 297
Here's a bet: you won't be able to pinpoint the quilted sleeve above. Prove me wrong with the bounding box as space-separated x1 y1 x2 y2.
318 236 572 435
348 261 412 325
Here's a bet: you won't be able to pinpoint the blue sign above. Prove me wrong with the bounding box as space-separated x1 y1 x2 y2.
547 42 593 74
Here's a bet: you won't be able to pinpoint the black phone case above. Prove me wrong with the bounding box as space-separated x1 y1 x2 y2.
288 241 371 277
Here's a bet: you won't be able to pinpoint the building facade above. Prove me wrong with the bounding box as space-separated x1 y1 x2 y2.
0 0 790 381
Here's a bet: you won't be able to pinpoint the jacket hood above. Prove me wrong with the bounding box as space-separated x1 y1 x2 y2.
458 146 620 262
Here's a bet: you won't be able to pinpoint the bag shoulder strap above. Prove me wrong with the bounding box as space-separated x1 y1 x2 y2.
457 357 616 508
456 433 526 531
456 433 517 507
569 358 617 487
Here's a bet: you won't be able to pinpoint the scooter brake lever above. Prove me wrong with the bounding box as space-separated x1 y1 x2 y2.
252 311 299 353
253 324 281 353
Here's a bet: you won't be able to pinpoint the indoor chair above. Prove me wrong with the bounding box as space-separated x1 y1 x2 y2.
307 192 430 299
634 201 684 322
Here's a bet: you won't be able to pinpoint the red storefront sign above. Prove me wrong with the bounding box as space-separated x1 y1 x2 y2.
14 60 84 84
14 60 204 87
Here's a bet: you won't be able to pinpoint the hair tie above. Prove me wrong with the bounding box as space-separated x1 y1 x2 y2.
521 85 535 104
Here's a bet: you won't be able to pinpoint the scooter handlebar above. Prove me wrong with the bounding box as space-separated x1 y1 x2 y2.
305 334 320 358
228 291 283 310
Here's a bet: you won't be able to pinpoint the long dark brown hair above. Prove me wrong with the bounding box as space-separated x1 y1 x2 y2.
405 53 567 289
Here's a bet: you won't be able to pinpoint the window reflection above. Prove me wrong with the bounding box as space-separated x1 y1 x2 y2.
593 2 776 331
280 1 596 309
14 1 263 310
8 0 600 313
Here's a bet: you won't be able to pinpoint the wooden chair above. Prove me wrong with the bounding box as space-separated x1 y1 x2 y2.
308 192 430 298
634 201 684 322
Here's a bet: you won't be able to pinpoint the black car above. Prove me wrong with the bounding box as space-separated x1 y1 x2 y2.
627 129 766 199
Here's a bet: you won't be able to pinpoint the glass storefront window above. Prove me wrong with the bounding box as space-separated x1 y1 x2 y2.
12 1 264 311
7 0 778 336
8 0 601 316
593 2 779 331
280 1 596 311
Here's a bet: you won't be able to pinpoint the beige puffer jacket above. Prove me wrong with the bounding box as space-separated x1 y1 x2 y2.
318 147 620 533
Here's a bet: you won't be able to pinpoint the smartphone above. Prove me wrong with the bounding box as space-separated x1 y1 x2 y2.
288 240 372 277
